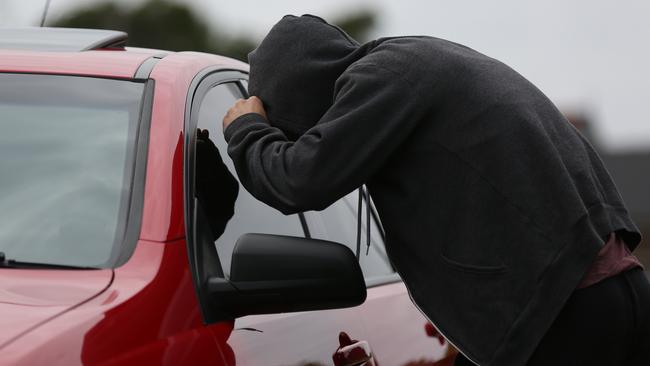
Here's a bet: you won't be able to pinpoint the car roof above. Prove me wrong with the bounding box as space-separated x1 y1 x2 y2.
0 27 248 79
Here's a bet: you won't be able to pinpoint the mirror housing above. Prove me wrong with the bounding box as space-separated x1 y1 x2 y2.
208 233 366 317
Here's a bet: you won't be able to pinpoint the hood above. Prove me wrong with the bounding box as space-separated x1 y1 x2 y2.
248 14 368 139
0 268 112 348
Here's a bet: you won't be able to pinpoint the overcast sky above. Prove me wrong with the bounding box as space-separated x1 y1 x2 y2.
2 0 650 151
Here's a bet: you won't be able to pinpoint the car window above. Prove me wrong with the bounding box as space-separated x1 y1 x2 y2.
192 82 304 276
0 73 144 268
305 189 395 281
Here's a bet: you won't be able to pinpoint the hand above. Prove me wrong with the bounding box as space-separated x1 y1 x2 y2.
223 96 267 131
425 322 459 358
195 128 239 240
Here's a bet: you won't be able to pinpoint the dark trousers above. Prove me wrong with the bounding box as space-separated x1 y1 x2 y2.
454 267 650 365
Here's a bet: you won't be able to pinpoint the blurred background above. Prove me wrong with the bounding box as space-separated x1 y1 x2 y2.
1 0 649 268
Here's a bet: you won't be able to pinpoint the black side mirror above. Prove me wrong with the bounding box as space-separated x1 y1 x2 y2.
208 233 366 318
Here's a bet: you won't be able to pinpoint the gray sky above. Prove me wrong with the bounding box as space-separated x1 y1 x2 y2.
2 0 650 151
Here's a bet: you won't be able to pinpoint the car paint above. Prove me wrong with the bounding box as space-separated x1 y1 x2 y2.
0 49 155 78
0 268 112 348
0 46 451 365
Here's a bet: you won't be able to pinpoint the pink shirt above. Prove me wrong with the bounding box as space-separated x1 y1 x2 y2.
577 232 643 289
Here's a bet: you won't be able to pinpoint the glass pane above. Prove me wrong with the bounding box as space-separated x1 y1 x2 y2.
306 190 394 280
194 82 304 276
0 74 143 267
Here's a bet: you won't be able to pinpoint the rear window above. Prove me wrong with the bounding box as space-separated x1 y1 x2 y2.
0 74 144 268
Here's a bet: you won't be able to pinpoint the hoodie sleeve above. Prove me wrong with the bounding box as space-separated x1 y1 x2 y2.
225 63 425 215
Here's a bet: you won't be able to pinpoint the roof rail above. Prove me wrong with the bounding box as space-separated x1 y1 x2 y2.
0 27 127 52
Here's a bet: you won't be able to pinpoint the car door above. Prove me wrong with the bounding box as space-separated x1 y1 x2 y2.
185 73 369 366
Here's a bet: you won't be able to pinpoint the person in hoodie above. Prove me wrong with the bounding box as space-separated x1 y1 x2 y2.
221 14 649 366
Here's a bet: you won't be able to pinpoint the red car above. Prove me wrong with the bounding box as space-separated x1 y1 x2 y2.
0 28 455 366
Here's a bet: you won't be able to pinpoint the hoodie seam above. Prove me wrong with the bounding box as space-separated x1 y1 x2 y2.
348 62 419 90
298 14 360 47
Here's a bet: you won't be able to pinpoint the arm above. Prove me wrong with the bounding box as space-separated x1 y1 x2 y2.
224 63 425 214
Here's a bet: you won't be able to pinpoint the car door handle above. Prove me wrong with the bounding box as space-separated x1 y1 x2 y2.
332 332 377 366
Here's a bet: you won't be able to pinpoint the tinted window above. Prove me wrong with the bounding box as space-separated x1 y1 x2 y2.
192 82 304 276
0 74 144 267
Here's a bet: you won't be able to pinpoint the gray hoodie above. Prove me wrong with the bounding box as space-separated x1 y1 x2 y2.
224 14 641 365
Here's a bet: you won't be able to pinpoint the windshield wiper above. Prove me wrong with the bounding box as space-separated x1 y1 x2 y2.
0 251 98 270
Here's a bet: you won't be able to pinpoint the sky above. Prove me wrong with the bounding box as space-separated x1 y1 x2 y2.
2 0 650 151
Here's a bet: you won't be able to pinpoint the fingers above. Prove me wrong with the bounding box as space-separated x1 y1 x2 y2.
248 95 262 105
248 96 267 119
222 96 268 131
197 128 209 140
222 105 239 129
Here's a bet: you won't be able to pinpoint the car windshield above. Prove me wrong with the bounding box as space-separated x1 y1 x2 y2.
0 73 144 268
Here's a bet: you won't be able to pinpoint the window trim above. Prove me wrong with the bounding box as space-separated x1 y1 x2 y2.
111 79 154 267
183 68 249 252
184 69 247 323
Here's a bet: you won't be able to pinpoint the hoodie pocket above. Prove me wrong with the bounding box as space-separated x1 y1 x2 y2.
440 239 508 275
440 251 507 274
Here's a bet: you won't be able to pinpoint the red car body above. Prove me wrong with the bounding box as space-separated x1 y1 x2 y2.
0 32 455 366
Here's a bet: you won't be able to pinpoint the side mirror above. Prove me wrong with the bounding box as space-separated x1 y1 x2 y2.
208 233 366 317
